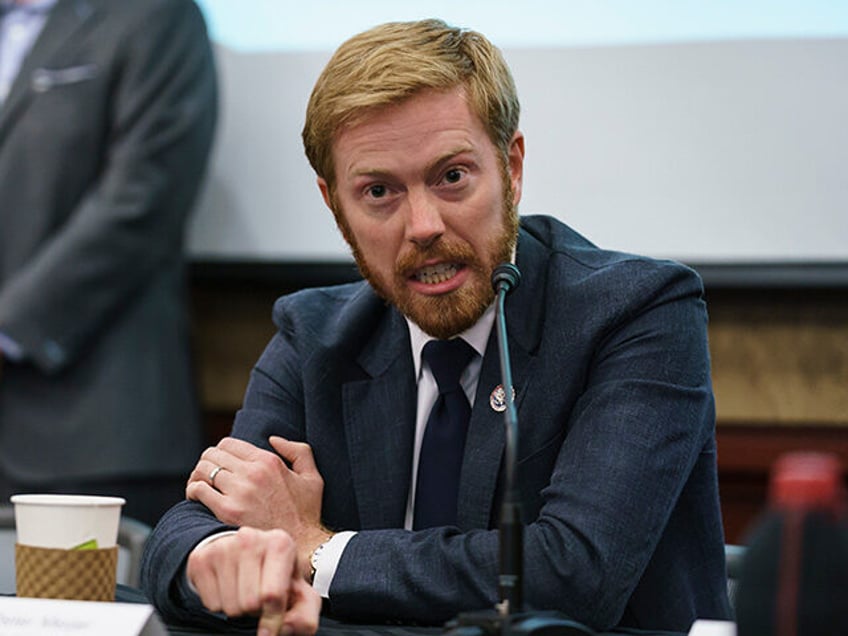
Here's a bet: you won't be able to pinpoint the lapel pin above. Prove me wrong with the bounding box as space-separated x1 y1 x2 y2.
489 384 516 412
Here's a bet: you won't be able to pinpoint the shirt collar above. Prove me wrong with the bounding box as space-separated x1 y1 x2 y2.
406 303 496 382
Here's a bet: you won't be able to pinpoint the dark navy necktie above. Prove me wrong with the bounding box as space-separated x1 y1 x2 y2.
413 338 475 530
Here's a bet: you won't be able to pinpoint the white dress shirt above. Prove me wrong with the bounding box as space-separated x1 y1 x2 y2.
0 0 55 103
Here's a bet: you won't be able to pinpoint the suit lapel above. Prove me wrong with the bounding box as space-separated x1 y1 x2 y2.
0 0 98 139
342 309 417 530
458 227 549 529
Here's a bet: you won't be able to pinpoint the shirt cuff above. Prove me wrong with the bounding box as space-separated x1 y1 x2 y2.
0 331 24 361
312 530 356 598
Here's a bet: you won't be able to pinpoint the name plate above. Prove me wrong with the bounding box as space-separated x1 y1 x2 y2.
0 597 166 636
688 619 737 636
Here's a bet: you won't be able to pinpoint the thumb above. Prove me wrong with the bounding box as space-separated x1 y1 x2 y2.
269 436 318 475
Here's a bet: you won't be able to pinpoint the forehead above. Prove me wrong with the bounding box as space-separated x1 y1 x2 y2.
331 88 496 178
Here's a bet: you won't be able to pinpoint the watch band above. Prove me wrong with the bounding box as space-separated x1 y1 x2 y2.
308 535 333 584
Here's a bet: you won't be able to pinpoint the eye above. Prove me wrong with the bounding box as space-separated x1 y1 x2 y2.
443 168 463 184
367 184 388 199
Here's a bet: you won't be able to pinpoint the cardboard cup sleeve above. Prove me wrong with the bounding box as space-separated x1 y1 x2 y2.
15 543 118 602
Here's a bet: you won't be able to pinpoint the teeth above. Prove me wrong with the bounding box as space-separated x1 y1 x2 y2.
415 262 459 284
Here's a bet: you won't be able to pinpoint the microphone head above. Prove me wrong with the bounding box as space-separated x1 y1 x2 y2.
491 263 521 294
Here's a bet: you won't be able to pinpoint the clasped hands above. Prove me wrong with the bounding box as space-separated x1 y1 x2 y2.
185 436 328 636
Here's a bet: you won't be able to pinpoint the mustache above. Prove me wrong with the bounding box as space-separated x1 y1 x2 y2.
394 238 480 278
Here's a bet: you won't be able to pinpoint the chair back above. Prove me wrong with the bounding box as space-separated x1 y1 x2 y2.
725 543 747 611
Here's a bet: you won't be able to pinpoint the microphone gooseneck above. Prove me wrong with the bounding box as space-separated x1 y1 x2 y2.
443 263 596 635
491 262 522 617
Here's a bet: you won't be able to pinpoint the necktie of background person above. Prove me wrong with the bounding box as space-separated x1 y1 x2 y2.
414 338 476 530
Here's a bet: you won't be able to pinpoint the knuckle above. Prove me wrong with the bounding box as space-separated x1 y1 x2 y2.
188 549 213 576
200 593 222 613
260 589 284 610
221 601 243 618
244 462 265 483
218 436 237 450
293 440 313 456
304 615 320 634
265 528 295 553
257 453 281 474
241 590 262 613
234 526 259 548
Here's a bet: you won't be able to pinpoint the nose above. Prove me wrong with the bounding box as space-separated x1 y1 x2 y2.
404 189 445 248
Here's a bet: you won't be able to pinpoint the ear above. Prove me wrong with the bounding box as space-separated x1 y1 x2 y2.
507 131 525 206
317 177 333 210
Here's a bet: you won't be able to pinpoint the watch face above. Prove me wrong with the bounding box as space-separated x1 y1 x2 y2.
310 536 332 581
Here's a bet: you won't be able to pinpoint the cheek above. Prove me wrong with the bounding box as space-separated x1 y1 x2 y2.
466 189 506 236
347 217 403 267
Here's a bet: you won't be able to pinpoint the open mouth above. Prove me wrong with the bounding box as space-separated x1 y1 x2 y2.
413 262 462 285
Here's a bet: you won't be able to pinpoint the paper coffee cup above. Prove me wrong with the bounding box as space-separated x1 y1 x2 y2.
11 494 125 550
11 494 125 601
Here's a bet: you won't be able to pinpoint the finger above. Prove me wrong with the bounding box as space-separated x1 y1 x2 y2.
284 578 322 635
187 452 216 486
269 437 318 475
219 550 247 618
187 458 227 488
187 566 221 613
218 436 273 461
257 530 296 634
201 445 243 473
188 541 227 613
237 531 265 616
217 528 264 617
185 478 227 509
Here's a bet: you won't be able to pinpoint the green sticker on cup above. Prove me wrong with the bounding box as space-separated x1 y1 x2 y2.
71 538 99 551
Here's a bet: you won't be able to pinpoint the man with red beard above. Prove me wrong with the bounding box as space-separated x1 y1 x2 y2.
141 19 732 635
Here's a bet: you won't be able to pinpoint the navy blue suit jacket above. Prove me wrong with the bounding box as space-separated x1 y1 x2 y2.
141 215 732 632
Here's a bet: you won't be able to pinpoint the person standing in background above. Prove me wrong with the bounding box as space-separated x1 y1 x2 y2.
0 0 217 526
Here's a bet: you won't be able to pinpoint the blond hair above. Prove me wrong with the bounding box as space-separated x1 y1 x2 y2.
302 19 520 190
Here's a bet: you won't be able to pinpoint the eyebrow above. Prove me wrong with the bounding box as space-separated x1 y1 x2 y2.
349 144 476 181
428 145 475 175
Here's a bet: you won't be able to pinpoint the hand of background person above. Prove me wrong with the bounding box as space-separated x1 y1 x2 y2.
187 526 321 636
186 436 331 577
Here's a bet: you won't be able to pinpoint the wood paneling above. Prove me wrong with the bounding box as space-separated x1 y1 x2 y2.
191 283 282 413
707 288 848 424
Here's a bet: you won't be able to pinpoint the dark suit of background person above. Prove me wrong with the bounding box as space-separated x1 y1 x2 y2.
143 216 733 632
0 0 217 526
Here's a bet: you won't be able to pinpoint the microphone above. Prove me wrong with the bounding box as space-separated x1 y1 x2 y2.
492 263 521 296
490 262 523 616
444 263 595 636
